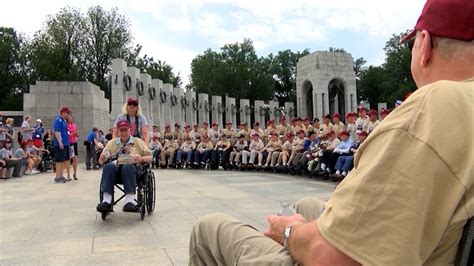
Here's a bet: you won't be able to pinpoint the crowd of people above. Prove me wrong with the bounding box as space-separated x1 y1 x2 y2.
0 98 394 183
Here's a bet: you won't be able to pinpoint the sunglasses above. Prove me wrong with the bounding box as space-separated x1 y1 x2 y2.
118 128 129 132
128 103 138 107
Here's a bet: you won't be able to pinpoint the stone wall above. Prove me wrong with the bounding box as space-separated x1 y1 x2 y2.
23 81 110 153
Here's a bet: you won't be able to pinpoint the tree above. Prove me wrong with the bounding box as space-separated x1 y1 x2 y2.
29 7 87 81
84 6 133 96
269 49 310 106
353 57 367 80
126 45 182 88
190 39 274 102
0 27 31 110
328 47 347 53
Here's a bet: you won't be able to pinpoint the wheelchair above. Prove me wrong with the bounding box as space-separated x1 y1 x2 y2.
98 161 156 221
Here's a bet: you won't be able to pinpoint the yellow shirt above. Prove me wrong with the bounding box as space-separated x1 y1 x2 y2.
103 137 152 165
317 78 474 265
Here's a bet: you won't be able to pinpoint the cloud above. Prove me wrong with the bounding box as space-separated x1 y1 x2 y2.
2 0 426 87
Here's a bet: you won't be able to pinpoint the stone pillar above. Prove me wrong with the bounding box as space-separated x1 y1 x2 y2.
269 101 279 123
139 73 152 124
173 87 184 126
225 96 237 126
198 93 210 124
239 99 251 126
110 58 128 127
151 79 163 128
285 102 295 122
211 96 223 129
126 67 141 100
162 83 174 126
185 90 197 126
378 103 387 119
315 92 323 119
254 100 265 127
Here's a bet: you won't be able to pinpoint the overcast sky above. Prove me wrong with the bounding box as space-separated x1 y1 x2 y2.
2 0 425 85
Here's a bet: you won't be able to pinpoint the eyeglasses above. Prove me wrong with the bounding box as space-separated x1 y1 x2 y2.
407 32 434 52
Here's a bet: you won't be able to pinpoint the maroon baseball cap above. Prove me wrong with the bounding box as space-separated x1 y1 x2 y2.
357 131 369 137
60 106 71 114
127 97 139 105
401 0 474 43
339 130 350 137
117 120 131 129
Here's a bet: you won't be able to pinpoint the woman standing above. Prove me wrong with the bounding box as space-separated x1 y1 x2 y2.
67 114 79 180
4 118 15 149
113 97 149 143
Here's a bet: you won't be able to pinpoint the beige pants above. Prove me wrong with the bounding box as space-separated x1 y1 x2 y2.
189 197 326 266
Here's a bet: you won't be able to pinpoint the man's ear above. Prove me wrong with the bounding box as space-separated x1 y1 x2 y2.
419 30 433 67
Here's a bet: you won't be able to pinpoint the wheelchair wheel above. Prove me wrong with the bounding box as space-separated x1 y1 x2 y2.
146 171 156 214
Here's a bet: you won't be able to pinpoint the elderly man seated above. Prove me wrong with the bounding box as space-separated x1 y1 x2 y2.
97 120 152 213
188 0 473 264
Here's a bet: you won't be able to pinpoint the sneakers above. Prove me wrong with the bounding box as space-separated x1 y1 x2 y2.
54 176 67 183
24 170 32 175
122 202 137 212
31 169 40 175
97 202 112 212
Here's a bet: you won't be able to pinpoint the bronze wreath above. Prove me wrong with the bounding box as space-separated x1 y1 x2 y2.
160 90 167 103
136 81 145 96
181 96 188 108
204 101 212 112
231 104 238 115
218 103 225 113
192 98 198 111
123 75 132 91
170 94 178 106
148 86 156 100
245 106 252 115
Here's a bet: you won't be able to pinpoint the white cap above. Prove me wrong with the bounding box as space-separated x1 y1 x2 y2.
36 119 42 123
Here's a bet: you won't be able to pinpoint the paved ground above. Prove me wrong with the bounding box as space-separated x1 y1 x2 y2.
0 166 334 265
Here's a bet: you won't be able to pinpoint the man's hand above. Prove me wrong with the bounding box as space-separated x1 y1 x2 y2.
59 142 64 150
263 214 306 244
131 154 141 164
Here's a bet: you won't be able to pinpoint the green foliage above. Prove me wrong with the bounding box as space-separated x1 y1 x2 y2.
0 27 30 110
190 40 310 105
357 31 416 108
1 6 181 111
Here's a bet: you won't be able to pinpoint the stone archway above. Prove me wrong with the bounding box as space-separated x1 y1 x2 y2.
302 80 313 119
328 79 345 116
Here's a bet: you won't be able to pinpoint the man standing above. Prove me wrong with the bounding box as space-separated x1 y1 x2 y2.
20 115 35 143
85 127 99 170
188 0 473 264
52 107 71 183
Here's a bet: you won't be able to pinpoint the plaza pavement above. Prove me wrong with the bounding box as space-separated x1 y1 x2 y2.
0 166 335 265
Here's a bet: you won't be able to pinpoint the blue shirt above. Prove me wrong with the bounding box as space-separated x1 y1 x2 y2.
334 139 353 154
52 115 70 146
86 131 97 143
303 138 319 151
33 125 44 140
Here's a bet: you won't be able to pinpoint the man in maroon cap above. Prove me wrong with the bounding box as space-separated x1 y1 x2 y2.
345 112 357 142
97 120 152 212
52 107 72 183
366 109 380 134
331 113 346 136
355 106 369 133
190 123 201 144
189 1 473 264
222 121 237 145
380 108 390 120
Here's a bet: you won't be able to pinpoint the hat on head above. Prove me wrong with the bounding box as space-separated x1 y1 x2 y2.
174 123 180 128
127 97 139 105
36 119 42 123
211 122 217 127
296 117 302 122
252 132 260 137
327 130 336 136
152 136 159 140
395 100 403 106
357 131 369 137
307 130 316 136
332 113 341 119
203 134 209 139
193 123 198 127
339 130 350 137
280 116 286 121
286 132 294 138
323 114 331 120
297 129 305 134
117 120 131 129
400 0 474 43
271 132 279 136
239 134 245 138
165 124 170 128
303 117 309 121
203 121 208 125
60 106 71 114
369 110 378 116
254 122 260 126
184 124 190 128
381 108 390 115
346 112 356 118
358 106 366 112
226 121 232 125
21 140 29 146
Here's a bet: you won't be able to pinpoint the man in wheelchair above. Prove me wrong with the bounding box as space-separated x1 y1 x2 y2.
96 120 152 213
